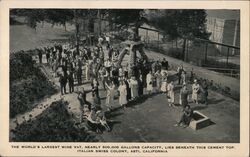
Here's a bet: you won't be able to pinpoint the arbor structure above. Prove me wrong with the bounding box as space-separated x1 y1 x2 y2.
107 9 149 77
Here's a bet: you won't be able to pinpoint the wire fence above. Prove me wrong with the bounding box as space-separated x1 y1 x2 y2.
139 27 240 79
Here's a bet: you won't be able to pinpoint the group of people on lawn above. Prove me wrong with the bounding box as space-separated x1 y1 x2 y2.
35 35 209 132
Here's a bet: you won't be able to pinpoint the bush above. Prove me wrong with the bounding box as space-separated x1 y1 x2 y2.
10 51 36 81
12 100 98 142
10 52 57 118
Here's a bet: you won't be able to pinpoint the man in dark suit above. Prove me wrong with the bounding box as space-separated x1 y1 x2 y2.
161 58 169 70
59 73 67 95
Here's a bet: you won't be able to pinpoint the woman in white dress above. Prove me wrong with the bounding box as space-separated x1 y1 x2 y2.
181 71 186 85
155 70 162 92
161 72 168 93
192 79 200 104
85 61 90 81
105 81 116 111
146 71 153 94
129 76 139 99
118 80 128 108
167 81 175 107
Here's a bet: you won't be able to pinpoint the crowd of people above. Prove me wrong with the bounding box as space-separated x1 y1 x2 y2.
35 35 209 132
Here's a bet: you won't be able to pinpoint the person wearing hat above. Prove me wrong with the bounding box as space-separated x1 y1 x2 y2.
192 79 200 104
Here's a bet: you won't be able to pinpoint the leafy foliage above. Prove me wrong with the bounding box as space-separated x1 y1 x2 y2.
12 100 98 142
10 52 57 118
147 9 210 40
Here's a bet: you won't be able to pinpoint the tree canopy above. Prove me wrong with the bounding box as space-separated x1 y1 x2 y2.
147 9 210 40
10 9 210 41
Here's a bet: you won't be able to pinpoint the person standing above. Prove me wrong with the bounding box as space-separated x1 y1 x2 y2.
180 84 189 109
155 70 162 92
118 67 124 80
192 79 200 104
189 68 194 83
100 67 108 90
104 59 112 76
181 71 186 85
76 65 82 85
46 48 50 64
146 71 153 94
68 71 74 93
85 61 90 81
118 80 128 108
38 48 43 64
177 65 183 85
161 58 169 71
124 77 131 101
59 73 67 95
124 63 129 79
167 81 175 107
105 81 116 111
91 84 101 109
138 74 144 96
201 79 208 105
152 73 157 94
105 35 110 50
129 76 139 100
161 72 168 93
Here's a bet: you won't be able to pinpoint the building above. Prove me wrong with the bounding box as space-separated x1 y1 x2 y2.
206 10 240 55
138 23 163 43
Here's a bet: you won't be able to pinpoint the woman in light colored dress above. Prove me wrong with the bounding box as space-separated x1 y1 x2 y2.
181 71 186 85
167 81 175 107
155 70 162 92
129 76 139 99
105 81 116 111
146 71 153 94
118 80 128 108
192 79 200 104
161 72 168 93
85 61 90 81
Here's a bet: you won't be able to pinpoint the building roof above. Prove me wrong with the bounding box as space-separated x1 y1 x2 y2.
206 10 240 20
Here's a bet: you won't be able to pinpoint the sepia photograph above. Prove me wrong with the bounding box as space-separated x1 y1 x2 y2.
8 8 241 143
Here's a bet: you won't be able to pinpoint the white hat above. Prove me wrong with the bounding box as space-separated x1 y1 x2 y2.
194 79 197 83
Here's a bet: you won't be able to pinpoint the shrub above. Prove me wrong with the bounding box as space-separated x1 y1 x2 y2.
10 52 57 118
12 100 98 142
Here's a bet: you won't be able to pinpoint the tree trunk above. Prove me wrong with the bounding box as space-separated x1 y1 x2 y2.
182 38 186 61
74 10 80 55
75 23 80 55
176 39 178 48
98 9 101 36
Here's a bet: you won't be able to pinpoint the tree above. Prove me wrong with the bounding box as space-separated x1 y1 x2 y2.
10 9 46 29
147 9 210 61
45 9 74 31
107 9 146 41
